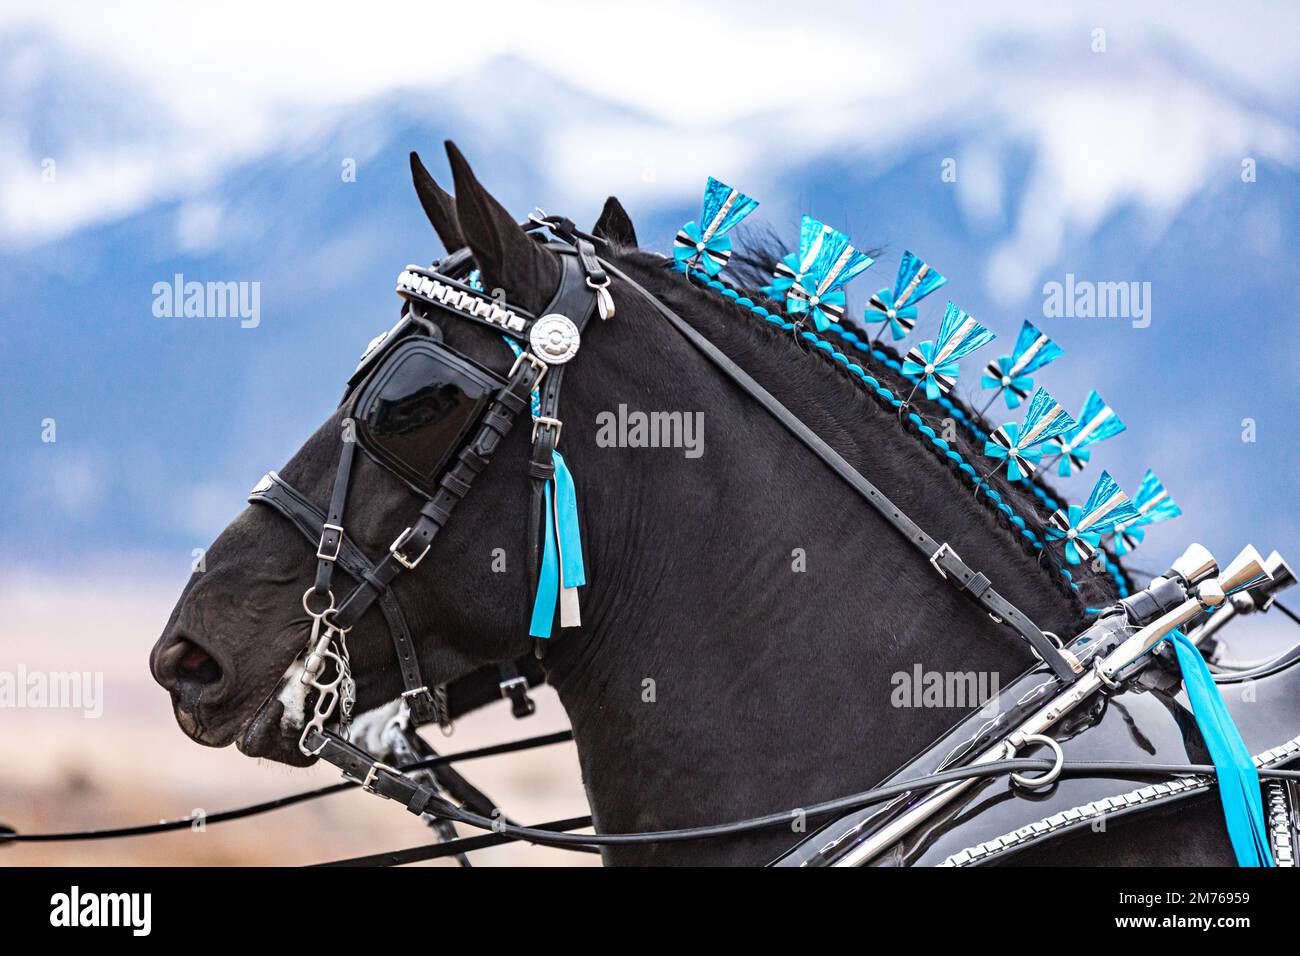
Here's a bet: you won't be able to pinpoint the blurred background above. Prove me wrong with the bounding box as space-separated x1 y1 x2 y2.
1 1 1297 864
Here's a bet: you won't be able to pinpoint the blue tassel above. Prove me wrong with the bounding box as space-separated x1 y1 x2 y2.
528 450 585 639
528 488 559 639
1168 630 1273 866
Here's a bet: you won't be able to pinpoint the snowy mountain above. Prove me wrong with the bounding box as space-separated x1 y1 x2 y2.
2 30 1297 582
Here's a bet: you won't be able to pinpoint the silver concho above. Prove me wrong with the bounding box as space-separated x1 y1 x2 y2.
529 313 581 364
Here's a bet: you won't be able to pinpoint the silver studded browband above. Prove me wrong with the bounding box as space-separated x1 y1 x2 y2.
397 268 529 334
939 731 1300 866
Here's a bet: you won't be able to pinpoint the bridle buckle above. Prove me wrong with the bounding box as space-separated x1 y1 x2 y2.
315 523 344 562
360 759 401 798
532 416 563 445
508 350 548 390
499 675 536 719
389 527 431 570
929 541 958 580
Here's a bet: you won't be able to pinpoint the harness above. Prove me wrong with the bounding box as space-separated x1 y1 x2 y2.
146 221 1298 861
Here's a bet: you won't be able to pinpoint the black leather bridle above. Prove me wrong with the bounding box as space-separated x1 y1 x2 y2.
241 214 1092 821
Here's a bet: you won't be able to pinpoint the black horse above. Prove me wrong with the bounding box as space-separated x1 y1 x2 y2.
151 144 1235 864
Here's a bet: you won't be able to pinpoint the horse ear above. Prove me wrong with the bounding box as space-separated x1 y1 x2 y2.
410 151 465 254
592 196 637 248
445 141 560 315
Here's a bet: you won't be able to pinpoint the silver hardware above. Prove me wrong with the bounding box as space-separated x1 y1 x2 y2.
400 686 430 699
529 313 581 364
929 542 957 580
361 760 401 797
297 586 356 756
1167 542 1217 586
396 266 523 331
587 276 615 320
251 472 274 494
1008 732 1064 790
301 587 335 618
508 350 548 389
389 527 431 570
315 523 344 562
499 675 529 699
532 415 563 445
1093 657 1121 690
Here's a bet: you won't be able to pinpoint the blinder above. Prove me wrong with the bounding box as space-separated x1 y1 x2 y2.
347 337 509 498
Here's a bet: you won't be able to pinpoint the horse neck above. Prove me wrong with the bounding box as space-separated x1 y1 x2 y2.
540 261 1069 865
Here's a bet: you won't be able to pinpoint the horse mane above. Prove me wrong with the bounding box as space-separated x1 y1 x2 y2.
606 238 1129 616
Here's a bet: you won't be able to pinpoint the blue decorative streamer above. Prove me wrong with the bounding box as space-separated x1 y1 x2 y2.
528 487 559 639
1168 630 1273 867
1044 389 1126 476
980 321 1063 409
673 177 758 277
983 388 1076 481
527 449 586 639
863 250 946 342
1044 470 1140 565
901 301 996 400
1114 469 1181 555
775 215 874 332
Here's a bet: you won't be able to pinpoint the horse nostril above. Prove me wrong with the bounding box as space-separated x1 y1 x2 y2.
178 641 222 683
156 636 224 691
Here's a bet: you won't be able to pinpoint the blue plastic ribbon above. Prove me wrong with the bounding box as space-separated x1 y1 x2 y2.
1167 630 1273 867
527 450 585 639
553 450 585 592
528 487 559 639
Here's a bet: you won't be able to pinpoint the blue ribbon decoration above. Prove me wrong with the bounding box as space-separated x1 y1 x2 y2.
983 387 1075 481
528 484 560 639
980 321 1063 410
553 450 586 593
1044 470 1140 565
863 250 947 342
901 301 996 400
1044 389 1126 476
777 215 874 332
673 177 758 277
528 450 585 639
1167 629 1273 866
1113 469 1181 556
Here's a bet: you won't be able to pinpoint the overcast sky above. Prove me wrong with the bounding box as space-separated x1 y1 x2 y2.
4 1 1299 248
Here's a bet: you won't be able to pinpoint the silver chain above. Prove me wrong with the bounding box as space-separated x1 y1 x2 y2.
297 589 356 756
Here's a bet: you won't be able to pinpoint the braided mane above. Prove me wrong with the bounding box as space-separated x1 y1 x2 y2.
608 238 1130 614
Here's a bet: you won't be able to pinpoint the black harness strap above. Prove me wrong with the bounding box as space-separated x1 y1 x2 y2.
525 244 603 658
310 430 356 601
328 358 540 634
250 473 442 726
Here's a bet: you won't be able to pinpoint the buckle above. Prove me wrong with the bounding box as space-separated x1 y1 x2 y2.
508 350 548 389
315 523 344 562
389 527 431 570
532 415 563 445
360 759 401 798
929 542 958 580
499 675 536 719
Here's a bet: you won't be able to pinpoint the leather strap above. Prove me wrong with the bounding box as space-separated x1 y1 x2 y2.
524 244 602 655
304 729 446 815
249 473 441 725
329 359 542 633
